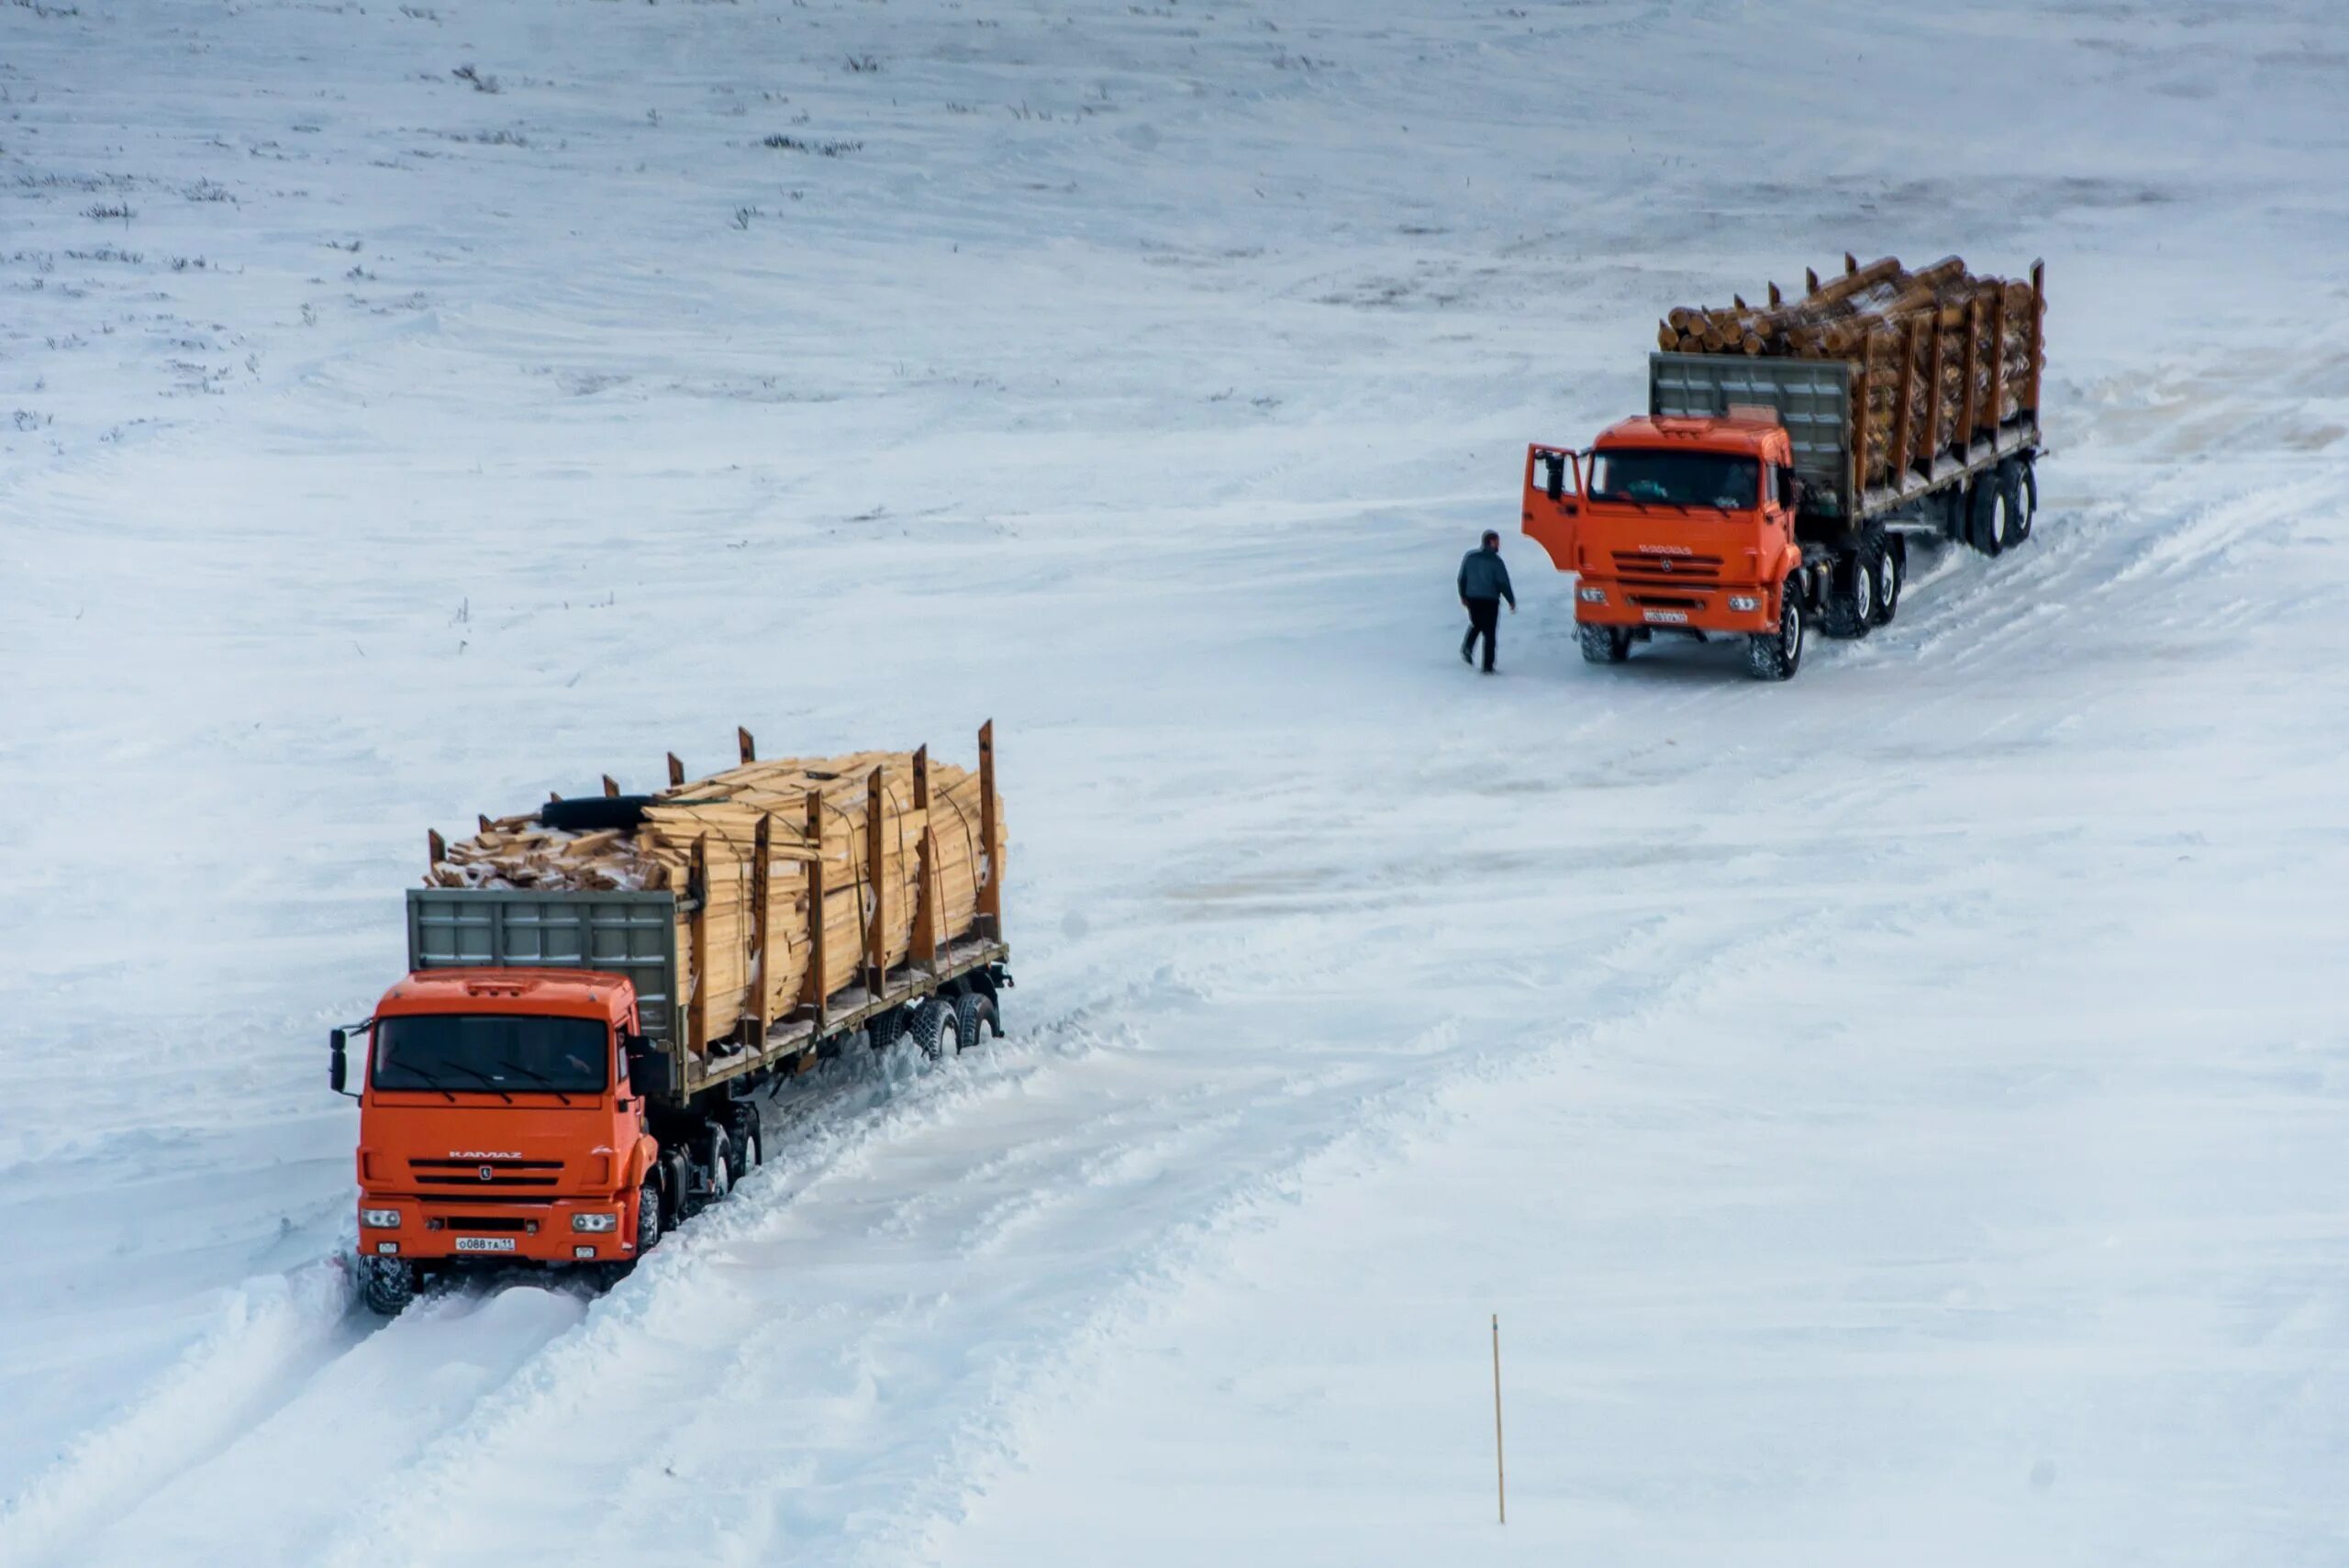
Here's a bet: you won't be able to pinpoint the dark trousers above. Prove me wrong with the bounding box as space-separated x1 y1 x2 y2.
1462 596 1501 671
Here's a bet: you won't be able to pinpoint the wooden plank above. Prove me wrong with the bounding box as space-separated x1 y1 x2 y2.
602 773 620 799
687 834 710 1056
802 790 828 1033
977 720 1002 936
428 828 446 871
667 753 685 788
751 812 774 1040
738 727 756 765
864 765 888 993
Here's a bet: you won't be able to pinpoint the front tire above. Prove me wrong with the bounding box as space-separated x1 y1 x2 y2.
1745 591 1804 681
358 1255 417 1318
1577 623 1631 664
633 1179 662 1254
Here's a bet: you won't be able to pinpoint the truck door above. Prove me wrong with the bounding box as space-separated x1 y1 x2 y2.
1521 445 1582 571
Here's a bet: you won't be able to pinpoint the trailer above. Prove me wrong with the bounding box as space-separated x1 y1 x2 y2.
333 728 1010 1316
1522 256 2046 679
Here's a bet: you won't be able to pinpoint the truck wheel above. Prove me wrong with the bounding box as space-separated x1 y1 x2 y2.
358 1255 417 1318
1820 543 1877 639
908 997 953 1060
1577 623 1631 664
1966 474 2005 557
633 1180 662 1254
725 1105 763 1173
952 991 996 1053
1578 619 1634 666
1873 537 1905 625
2000 458 2032 545
1745 594 1803 681
661 1148 692 1226
867 1007 904 1053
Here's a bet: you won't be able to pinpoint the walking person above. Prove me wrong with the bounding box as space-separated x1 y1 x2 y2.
1458 529 1517 673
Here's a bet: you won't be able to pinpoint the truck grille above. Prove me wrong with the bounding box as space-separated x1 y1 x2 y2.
1612 550 1724 586
408 1158 562 1189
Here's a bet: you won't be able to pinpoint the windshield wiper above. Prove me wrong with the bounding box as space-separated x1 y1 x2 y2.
434 1060 515 1104
493 1057 574 1106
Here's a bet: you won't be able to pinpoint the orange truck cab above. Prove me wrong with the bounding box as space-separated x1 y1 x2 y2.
1524 411 1806 665
334 968 678 1312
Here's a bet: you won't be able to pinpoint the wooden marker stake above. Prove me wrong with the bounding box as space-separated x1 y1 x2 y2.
1492 1313 1507 1525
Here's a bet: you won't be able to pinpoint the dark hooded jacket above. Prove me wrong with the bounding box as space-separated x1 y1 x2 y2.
1458 545 1515 606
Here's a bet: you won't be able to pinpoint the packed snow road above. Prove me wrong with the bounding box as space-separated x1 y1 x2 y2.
3 2 2344 1564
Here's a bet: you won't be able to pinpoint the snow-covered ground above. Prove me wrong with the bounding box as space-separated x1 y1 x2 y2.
3 1 2345 1562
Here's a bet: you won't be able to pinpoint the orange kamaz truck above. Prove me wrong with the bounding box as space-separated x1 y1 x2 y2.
1523 261 2045 679
330 727 1010 1316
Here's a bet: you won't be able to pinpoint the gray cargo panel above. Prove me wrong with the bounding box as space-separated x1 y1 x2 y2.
1650 353 1853 517
406 888 681 1044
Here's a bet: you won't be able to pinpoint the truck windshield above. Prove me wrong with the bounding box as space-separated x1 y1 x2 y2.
373 1015 607 1095
1590 450 1758 510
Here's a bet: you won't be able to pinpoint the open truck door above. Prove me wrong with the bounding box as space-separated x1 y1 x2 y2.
1520 444 1582 571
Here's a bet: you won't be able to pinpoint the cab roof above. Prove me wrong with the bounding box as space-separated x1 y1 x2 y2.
1596 413 1784 456
378 968 630 1019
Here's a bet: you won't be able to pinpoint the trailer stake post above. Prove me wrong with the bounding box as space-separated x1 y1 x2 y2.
977 721 1002 940
802 790 828 1035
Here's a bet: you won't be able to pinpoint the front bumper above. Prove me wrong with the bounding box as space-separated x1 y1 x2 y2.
357 1194 634 1265
1572 581 1776 636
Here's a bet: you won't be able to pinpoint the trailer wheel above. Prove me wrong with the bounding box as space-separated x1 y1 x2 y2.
2000 458 2032 545
867 1007 904 1054
1820 542 1878 639
358 1255 417 1318
1577 623 1631 664
908 997 954 1060
952 991 996 1053
1873 537 1905 625
1966 474 2005 557
1745 592 1803 681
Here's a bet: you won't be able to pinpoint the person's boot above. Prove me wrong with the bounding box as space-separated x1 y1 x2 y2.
1460 634 1474 665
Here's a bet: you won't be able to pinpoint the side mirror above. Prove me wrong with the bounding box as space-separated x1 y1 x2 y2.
625 1036 675 1098
329 1029 351 1095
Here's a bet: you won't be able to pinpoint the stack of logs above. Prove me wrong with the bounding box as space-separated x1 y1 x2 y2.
1657 254 2044 493
426 728 1005 1052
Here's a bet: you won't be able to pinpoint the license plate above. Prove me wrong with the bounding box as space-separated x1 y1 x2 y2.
453 1236 517 1252
1642 609 1688 625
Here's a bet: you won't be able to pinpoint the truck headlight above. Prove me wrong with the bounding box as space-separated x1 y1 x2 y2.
573 1213 618 1233
362 1207 402 1229
1728 595 1759 612
1576 586 1607 604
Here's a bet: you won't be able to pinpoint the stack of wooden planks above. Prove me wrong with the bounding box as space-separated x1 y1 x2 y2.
428 729 1005 1052
1656 253 2045 491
